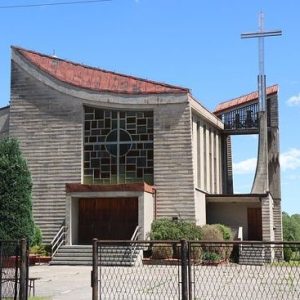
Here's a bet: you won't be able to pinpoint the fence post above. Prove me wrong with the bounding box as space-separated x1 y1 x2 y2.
92 238 98 300
0 241 2 298
19 238 27 300
181 239 188 300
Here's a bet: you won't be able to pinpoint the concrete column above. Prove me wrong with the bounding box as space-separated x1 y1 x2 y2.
261 193 274 241
273 199 283 241
206 126 210 193
65 194 72 245
199 121 204 190
192 118 198 187
215 133 220 193
211 129 215 194
252 111 269 193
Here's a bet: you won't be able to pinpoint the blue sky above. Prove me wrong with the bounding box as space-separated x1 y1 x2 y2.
0 0 299 214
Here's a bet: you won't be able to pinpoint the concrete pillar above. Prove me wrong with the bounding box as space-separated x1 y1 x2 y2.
261 193 274 241
252 111 269 193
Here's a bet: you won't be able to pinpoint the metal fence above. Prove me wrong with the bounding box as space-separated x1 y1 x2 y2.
0 239 28 300
92 240 300 300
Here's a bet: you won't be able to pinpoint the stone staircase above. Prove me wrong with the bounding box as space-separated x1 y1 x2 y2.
238 244 267 265
50 245 141 266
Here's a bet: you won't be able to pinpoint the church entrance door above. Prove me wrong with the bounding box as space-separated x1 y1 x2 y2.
247 207 262 241
78 197 138 244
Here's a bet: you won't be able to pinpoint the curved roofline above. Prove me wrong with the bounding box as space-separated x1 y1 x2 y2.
0 105 10 111
12 45 190 95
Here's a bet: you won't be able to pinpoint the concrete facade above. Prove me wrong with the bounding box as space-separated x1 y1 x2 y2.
0 106 9 138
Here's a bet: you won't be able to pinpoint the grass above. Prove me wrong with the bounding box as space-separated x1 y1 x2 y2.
29 297 52 300
2 296 52 300
271 260 300 267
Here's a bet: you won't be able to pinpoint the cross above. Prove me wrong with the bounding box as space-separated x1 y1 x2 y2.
241 12 282 111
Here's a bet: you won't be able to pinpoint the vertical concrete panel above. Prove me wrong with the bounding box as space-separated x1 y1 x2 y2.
154 102 195 220
261 193 274 241
273 199 283 241
205 126 210 193
141 192 154 239
192 117 198 187
194 189 206 225
199 121 205 190
210 129 215 194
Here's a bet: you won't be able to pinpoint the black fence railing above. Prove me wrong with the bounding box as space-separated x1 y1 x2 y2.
92 240 300 300
0 239 28 300
217 103 259 132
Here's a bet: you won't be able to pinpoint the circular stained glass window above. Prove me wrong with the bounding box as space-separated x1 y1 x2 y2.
105 129 132 157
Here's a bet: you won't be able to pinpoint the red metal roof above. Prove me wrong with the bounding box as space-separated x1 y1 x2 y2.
214 85 278 114
13 46 189 95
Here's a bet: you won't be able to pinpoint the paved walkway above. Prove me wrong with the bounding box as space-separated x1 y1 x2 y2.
29 263 300 299
29 265 92 300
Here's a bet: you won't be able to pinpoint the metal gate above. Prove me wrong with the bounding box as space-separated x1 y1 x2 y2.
92 240 300 300
0 239 28 300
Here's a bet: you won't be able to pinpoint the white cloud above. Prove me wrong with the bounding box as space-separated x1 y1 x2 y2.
233 148 300 174
280 148 300 171
287 93 300 106
233 158 257 174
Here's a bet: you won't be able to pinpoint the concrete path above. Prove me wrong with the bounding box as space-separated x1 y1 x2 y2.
29 265 92 300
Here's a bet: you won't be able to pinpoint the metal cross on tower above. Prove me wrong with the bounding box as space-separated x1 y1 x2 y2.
241 12 282 112
241 12 282 194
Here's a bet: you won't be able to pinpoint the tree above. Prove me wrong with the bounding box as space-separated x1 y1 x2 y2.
282 212 300 241
0 138 34 242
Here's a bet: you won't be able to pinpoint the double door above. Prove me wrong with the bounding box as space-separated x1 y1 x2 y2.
78 197 138 244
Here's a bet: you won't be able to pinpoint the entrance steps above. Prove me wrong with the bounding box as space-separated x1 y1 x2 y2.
50 245 141 266
239 244 273 265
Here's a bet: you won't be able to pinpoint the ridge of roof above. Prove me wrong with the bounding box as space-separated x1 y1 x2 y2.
214 84 278 114
12 46 189 95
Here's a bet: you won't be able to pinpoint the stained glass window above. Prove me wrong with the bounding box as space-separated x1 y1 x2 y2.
84 107 154 185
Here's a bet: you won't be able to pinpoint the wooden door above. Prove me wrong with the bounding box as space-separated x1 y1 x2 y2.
78 197 138 244
247 207 262 241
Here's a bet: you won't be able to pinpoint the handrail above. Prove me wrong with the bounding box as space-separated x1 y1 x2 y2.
130 225 141 241
238 227 243 241
50 222 66 257
238 226 243 253
130 226 141 261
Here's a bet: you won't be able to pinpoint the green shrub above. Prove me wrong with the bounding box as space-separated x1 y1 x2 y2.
202 224 223 241
31 224 42 246
284 247 293 262
190 245 202 262
30 245 48 256
202 251 221 262
201 224 232 260
151 244 173 259
217 224 233 241
149 218 202 240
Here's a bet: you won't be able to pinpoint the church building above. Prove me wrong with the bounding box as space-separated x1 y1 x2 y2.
0 47 282 245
